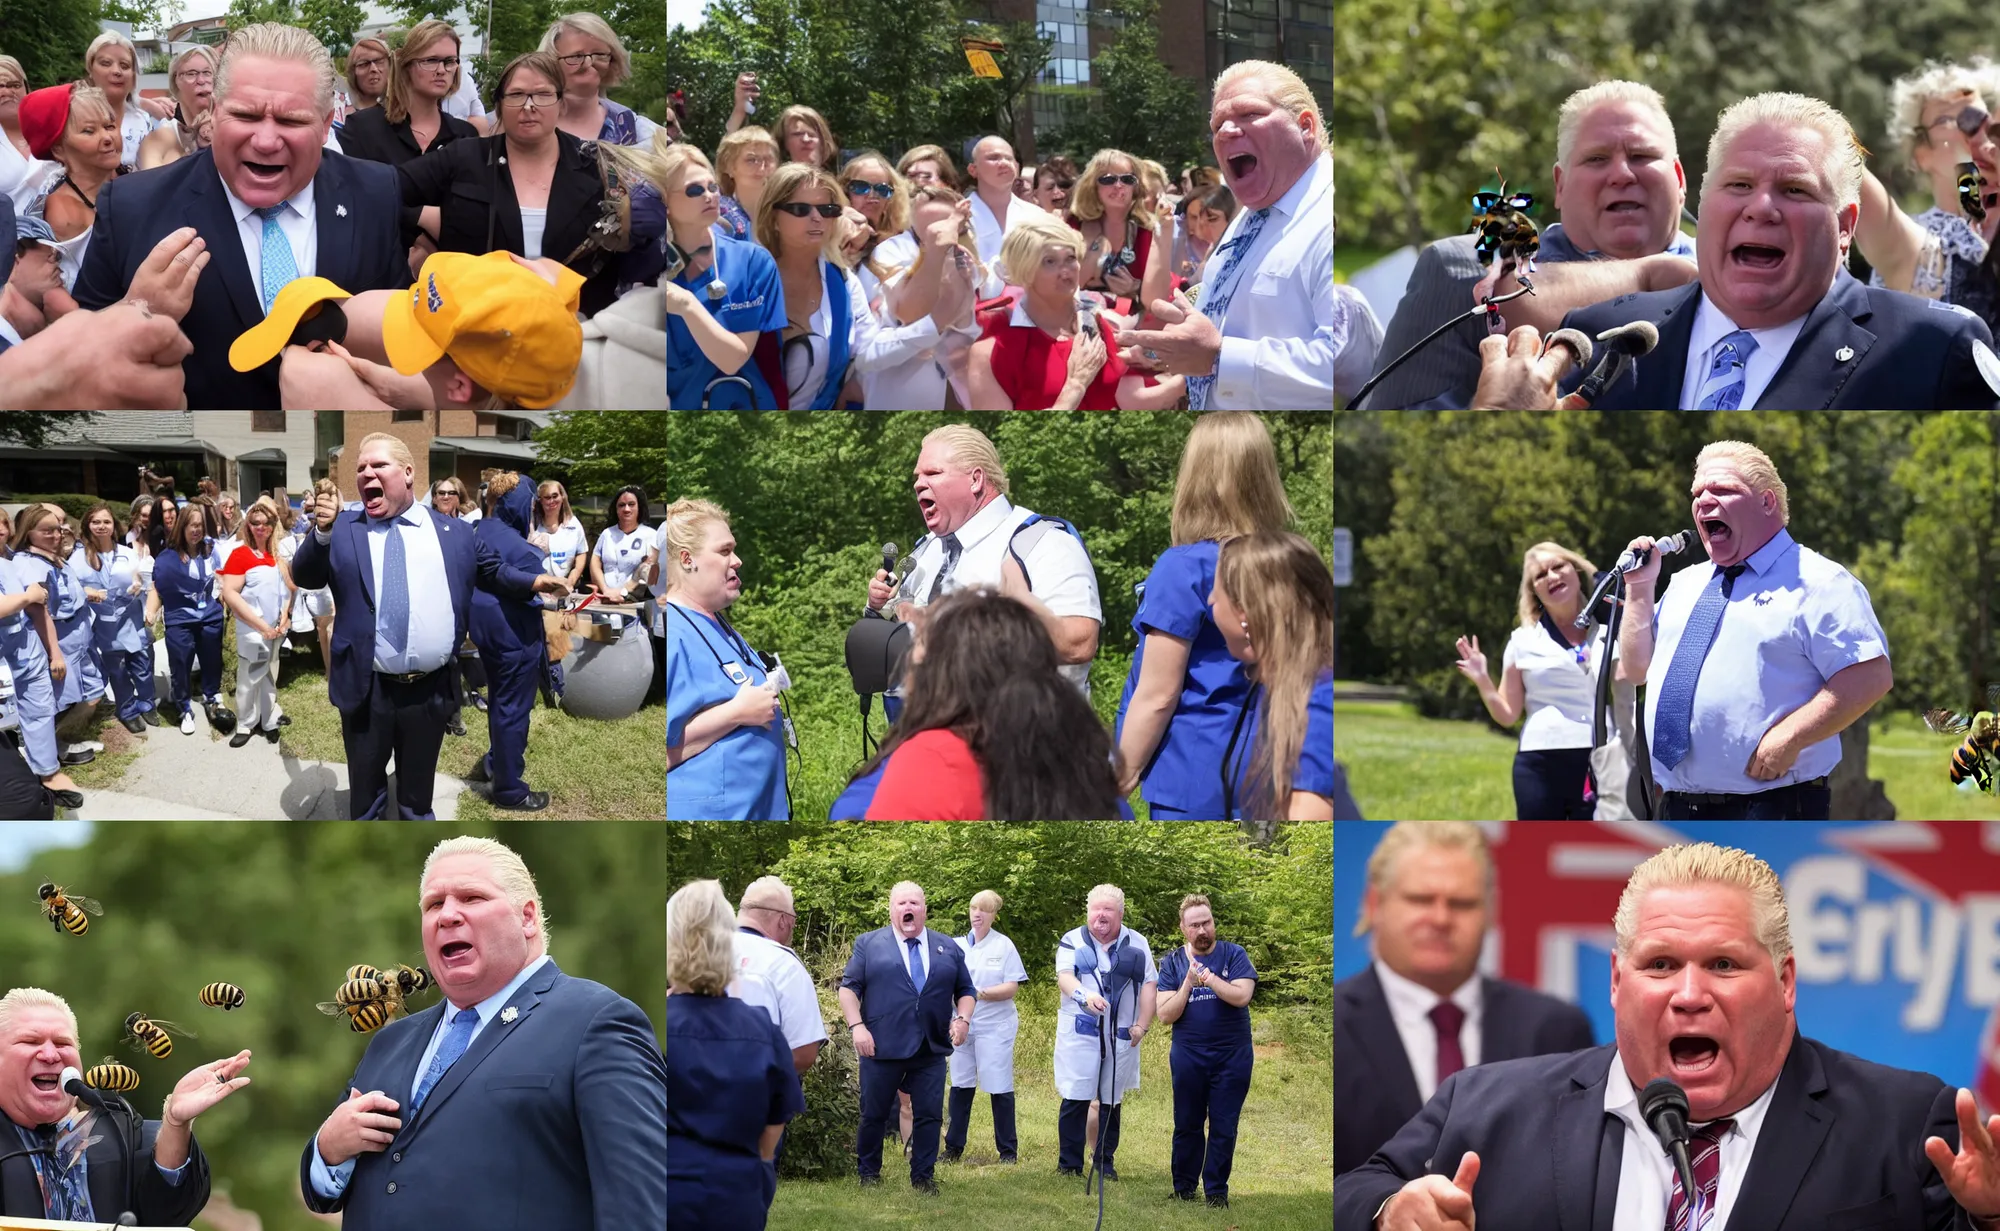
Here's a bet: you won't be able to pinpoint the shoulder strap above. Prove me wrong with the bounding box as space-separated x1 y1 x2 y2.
1007 513 1089 593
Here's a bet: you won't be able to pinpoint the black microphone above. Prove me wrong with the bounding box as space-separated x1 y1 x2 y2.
1615 529 1695 575
882 541 899 585
62 1066 138 1226
1640 1078 1700 1219
61 1066 108 1109
1572 320 1661 404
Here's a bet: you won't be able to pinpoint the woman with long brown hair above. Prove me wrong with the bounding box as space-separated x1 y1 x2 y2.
1211 532 1334 821
336 20 479 168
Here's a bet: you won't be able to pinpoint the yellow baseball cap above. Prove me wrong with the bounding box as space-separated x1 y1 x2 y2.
381 251 587 409
228 276 352 372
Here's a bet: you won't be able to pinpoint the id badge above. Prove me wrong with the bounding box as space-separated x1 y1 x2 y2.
721 661 750 685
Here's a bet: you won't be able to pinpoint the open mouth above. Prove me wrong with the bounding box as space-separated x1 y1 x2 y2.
1701 517 1730 549
1668 1036 1720 1073
361 480 387 512
1730 244 1785 270
918 495 938 521
1605 200 1646 214
1227 153 1257 180
440 940 473 960
243 159 287 180
31 1073 58 1091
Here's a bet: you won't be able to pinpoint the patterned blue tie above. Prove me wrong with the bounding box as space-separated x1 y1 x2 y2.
257 205 299 315
1651 565 1746 770
378 519 409 658
905 936 924 992
1694 330 1758 410
413 1007 479 1110
1186 207 1271 410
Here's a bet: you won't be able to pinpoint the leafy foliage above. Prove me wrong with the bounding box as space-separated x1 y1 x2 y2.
298 0 368 53
1038 0 1210 174
6 0 105 92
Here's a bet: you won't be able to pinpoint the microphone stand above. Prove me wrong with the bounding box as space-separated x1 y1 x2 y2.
1347 280 1538 408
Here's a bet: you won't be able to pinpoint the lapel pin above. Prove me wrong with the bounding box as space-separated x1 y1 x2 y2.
1834 345 1854 362
336 204 348 218
500 1006 518 1024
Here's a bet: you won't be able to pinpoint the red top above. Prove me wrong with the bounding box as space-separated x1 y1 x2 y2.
1064 213 1155 291
866 728 987 820
219 545 276 574
978 304 1126 410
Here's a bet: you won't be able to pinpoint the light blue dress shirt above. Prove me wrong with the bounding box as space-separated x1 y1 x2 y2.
315 505 454 674
218 170 317 312
309 953 552 1198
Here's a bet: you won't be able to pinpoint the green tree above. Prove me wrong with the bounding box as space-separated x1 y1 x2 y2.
101 0 185 31
226 0 300 30
1040 0 1208 170
528 410 668 500
0 412 97 451
299 0 367 53
7 0 104 91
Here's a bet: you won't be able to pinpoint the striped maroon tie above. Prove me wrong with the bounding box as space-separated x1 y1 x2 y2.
1429 1001 1466 1085
1665 1118 1734 1231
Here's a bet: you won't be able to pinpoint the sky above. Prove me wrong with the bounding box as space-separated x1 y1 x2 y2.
0 823 94 874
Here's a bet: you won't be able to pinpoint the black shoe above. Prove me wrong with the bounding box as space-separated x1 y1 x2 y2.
1172 1190 1198 1201
446 714 466 737
465 758 491 783
142 709 165 727
912 1179 939 1195
121 716 146 734
276 714 291 726
998 1155 1019 1165
1094 1163 1118 1181
493 790 551 812
205 703 236 733
858 1175 882 1188
941 1150 962 1163
1058 1166 1083 1177
1206 1194 1229 1208
228 731 253 748
58 749 93 766
264 725 280 744
50 788 83 810
471 693 488 712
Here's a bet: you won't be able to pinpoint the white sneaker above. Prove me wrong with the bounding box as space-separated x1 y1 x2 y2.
179 710 196 735
79 740 104 753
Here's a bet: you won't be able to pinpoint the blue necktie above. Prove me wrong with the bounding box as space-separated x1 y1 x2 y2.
257 205 300 315
1695 330 1758 410
378 519 409 658
905 936 924 992
413 1007 479 1110
926 534 962 603
1651 565 1746 770
1186 206 1271 410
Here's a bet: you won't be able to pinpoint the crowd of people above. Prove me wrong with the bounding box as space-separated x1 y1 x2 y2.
1352 69 2000 409
665 416 1336 821
667 876 1259 1228
0 14 668 409
662 60 1334 408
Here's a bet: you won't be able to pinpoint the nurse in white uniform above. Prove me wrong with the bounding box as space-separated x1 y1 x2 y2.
944 889 1026 1163
592 485 657 603
1053 883 1157 1181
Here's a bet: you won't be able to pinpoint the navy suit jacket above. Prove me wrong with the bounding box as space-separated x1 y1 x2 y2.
1336 1034 1980 1231
1335 966 1595 1175
289 504 536 714
1559 272 1999 409
841 926 975 1060
298 959 667 1231
1 1108 210 1225
73 148 405 409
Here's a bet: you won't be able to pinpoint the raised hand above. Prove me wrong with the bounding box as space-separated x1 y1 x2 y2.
1925 1087 2000 1221
1380 1151 1480 1230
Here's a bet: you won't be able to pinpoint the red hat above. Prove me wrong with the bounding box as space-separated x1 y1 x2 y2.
19 84 73 161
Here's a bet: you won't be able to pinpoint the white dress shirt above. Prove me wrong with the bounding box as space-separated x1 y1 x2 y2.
845 260 969 410
894 928 933 990
970 191 1054 298
1374 959 1483 1104
1502 619 1615 752
1678 293 1808 411
219 168 318 312
1199 151 1335 408
730 927 830 1050
315 505 452 674
1605 1050 1778 1231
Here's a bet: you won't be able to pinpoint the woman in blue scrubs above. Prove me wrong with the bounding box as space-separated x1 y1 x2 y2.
667 878 802 1230
12 506 104 766
147 500 231 736
71 503 154 734
1211 531 1335 822
665 498 787 819
663 145 786 409
0 516 77 809
1116 414 1296 819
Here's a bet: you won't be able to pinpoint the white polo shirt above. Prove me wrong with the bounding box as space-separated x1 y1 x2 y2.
1500 619 1613 751
729 927 829 1052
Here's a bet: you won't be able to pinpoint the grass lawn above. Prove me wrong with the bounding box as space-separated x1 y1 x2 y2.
767 994 1330 1229
1335 244 1394 284
1335 699 2000 819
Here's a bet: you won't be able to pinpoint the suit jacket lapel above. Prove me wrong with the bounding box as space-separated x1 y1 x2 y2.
313 157 354 295
430 510 467 631
345 512 376 612
381 1002 443 1140
543 137 598 264
186 153 264 328
405 960 559 1134
1635 283 1701 408
1343 968 1424 1121
1551 1048 1618 1231
1722 1036 1829 1231
1754 273 1874 409
1480 977 1514 1060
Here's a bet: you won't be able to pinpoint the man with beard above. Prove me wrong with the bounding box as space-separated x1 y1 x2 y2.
1157 894 1256 1209
1617 441 1891 819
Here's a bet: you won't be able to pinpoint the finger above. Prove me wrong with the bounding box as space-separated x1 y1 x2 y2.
1506 324 1541 359
1927 1134 1957 1175
42 288 78 319
1961 1088 1995 1155
1478 332 1507 366
1452 1150 1481 1194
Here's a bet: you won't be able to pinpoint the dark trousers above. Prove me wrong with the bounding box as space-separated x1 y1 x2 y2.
1512 747 1593 818
1170 1044 1252 1197
944 1087 1017 1158
96 642 153 720
164 616 223 715
476 640 541 805
0 729 54 818
340 667 452 820
857 1048 946 1184
1660 779 1831 820
1058 1097 1122 1171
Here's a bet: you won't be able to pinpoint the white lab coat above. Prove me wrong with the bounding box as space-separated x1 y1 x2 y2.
951 928 1026 1092
729 929 829 1052
1052 924 1156 1104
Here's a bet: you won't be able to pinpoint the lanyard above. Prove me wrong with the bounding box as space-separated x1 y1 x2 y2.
669 602 755 685
1220 679 1264 821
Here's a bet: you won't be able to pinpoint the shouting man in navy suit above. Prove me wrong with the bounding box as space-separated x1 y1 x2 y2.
301 836 667 1230
838 881 975 1194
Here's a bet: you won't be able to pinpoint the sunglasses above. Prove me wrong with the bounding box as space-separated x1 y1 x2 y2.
774 202 843 218
1472 190 1536 214
1927 105 1992 139
1097 173 1138 187
682 181 720 198
1042 178 1075 190
846 181 894 199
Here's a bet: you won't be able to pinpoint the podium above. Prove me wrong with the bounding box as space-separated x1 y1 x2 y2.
0 1220 191 1231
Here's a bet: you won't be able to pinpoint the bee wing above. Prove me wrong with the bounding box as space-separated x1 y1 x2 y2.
149 1019 196 1039
316 1002 350 1016
66 896 104 915
1985 683 2000 713
1925 707 1972 735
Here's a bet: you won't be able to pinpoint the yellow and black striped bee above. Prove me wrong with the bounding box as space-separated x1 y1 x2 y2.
1925 684 2000 793
1470 177 1541 267
344 963 380 983
122 1013 194 1059
84 1056 140 1093
37 882 103 937
381 964 433 999
318 978 394 1033
198 982 246 1011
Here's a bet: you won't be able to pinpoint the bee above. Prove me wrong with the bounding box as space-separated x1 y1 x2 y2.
36 882 104 937
344 963 380 983
122 1013 194 1060
84 1057 140 1093
1470 176 1541 266
318 980 394 1034
1924 684 2000 793
198 982 246 1011
381 964 433 998
1960 161 1995 224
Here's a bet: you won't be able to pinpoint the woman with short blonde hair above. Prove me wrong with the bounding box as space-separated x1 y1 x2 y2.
540 12 648 144
899 144 959 191
1066 148 1170 313
343 37 391 115
773 104 836 170
714 125 780 239
947 885 1027 1162
664 145 784 408
136 46 218 170
82 30 165 165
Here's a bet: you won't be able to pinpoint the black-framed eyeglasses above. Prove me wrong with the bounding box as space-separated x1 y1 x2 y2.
682 181 720 198
1926 104 1992 140
1043 177 1075 191
413 56 459 72
846 181 894 199
557 52 613 67
774 202 842 218
1097 173 1138 186
501 90 558 110
349 57 386 73
175 69 214 83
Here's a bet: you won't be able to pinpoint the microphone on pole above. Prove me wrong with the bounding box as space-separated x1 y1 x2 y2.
1574 531 1693 630
61 1067 139 1226
1571 320 1661 405
1640 1078 1701 1224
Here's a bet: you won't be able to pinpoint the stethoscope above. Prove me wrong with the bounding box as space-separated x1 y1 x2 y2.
669 601 800 813
1219 680 1264 822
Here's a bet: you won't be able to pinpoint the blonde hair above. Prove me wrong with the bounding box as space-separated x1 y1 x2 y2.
716 125 779 196
663 497 730 588
0 56 24 90
345 37 390 99
666 880 735 995
1703 92 1865 212
217 22 338 119
537 479 575 528
775 104 838 169
753 162 845 264
1517 541 1600 628
1694 439 1790 525
1889 57 1995 162
1178 893 1212 920
1613 842 1791 966
997 217 1083 289
840 150 912 238
422 835 550 955
1213 60 1328 153
83 31 138 84
168 46 219 111
970 889 1003 914
540 12 632 89
1215 532 1334 820
1170 412 1294 545
383 19 462 125
1069 149 1160 230
483 471 520 514
0 988 77 1042
1354 822 1491 937
898 144 960 190
739 875 795 915
920 425 1010 496
235 496 284 545
356 431 415 471
56 86 118 162
1086 884 1126 912
1556 80 1676 169
889 880 927 904
661 142 715 199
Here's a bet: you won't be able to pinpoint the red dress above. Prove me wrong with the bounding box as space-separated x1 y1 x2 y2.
978 302 1126 410
1064 213 1155 295
866 728 987 820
